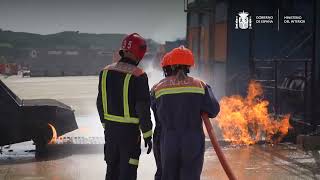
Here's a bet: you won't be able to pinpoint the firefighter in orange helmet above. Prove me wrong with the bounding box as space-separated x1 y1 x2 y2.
97 33 153 180
151 52 172 180
150 46 220 180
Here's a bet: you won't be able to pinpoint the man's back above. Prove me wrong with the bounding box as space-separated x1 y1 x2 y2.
151 75 220 133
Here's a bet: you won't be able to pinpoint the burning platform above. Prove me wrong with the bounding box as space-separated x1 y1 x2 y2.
214 81 291 145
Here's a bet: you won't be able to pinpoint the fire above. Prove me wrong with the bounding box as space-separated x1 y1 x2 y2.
215 80 291 145
48 123 58 144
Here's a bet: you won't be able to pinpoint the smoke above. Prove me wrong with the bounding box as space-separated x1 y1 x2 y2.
140 57 164 86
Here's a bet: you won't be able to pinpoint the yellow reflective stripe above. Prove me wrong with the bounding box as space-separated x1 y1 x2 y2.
104 114 139 124
155 86 205 99
129 158 139 166
101 71 139 124
101 70 108 113
123 74 132 118
143 130 153 138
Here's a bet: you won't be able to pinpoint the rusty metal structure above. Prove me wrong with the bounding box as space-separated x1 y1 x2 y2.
184 0 320 133
184 0 226 99
0 79 78 155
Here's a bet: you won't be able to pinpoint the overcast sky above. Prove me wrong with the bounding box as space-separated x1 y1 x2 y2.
0 0 186 43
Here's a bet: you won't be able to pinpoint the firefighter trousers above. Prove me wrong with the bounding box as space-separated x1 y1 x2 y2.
153 130 162 180
160 131 205 180
104 128 141 180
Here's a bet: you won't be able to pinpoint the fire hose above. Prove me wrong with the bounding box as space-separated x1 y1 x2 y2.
202 112 237 180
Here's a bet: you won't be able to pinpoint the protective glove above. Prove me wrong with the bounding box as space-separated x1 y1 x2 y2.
144 137 152 154
101 122 106 129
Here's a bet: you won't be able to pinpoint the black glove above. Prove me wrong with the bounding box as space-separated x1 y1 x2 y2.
144 137 153 154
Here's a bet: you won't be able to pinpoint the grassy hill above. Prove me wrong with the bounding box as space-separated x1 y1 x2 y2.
0 29 159 51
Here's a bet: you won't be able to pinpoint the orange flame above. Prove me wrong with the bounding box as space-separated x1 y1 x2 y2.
216 80 291 145
48 123 58 144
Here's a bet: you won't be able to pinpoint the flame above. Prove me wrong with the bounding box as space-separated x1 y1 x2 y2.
216 80 291 145
48 123 58 144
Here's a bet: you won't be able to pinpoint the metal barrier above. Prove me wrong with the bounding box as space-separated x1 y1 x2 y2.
254 58 312 122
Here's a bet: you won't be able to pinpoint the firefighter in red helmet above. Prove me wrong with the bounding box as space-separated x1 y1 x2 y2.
151 46 220 180
97 33 153 180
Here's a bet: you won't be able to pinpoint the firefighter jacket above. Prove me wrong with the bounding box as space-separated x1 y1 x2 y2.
150 75 220 133
96 58 153 139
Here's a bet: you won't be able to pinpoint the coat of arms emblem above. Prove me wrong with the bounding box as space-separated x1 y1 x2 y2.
235 11 252 29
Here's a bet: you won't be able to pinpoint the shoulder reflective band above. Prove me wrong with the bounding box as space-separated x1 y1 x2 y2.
129 158 139 166
155 86 205 99
101 71 139 124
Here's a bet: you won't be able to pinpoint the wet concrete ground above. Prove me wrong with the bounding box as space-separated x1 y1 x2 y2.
1 142 319 180
1 76 320 180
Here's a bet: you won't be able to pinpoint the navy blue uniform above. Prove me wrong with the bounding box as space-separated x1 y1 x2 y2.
97 58 153 180
152 108 162 180
151 75 220 180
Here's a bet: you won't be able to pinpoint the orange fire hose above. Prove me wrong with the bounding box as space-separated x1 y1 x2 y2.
202 112 237 180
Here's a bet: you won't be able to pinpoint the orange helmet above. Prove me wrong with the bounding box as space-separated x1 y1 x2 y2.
162 46 194 67
160 51 172 67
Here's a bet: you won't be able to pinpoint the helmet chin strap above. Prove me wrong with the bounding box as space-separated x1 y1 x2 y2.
120 50 141 66
119 50 124 57
135 60 141 66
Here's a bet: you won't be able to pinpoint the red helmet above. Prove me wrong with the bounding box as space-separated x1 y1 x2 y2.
161 46 195 67
120 33 147 60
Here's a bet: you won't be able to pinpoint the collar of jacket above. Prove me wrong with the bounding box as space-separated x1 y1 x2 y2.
119 57 139 66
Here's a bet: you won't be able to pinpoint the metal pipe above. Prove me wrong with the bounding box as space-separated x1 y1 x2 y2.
254 58 312 62
304 60 308 122
274 60 278 117
248 0 255 79
198 13 202 75
209 0 216 82
311 0 320 128
186 12 190 48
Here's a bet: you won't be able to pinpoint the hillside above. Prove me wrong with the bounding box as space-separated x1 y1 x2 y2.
0 29 160 76
0 29 159 51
